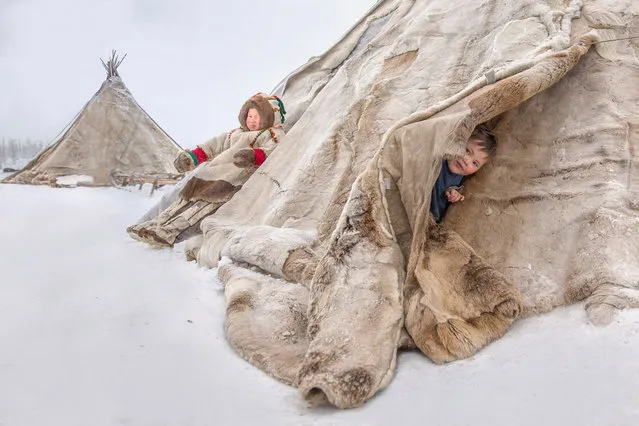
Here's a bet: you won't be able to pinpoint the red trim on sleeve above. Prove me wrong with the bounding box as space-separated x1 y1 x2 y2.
191 147 209 164
253 149 266 166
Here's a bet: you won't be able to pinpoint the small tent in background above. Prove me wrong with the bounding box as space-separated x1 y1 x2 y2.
3 51 183 187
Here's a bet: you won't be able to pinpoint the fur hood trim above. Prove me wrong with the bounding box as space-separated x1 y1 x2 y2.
238 93 287 131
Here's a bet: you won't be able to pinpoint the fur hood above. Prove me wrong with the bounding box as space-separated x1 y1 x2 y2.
237 93 286 131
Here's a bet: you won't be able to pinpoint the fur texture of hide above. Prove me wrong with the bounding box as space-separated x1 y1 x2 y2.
404 221 522 363
135 0 639 409
196 35 593 408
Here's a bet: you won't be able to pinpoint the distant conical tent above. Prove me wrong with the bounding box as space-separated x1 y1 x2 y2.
4 51 182 186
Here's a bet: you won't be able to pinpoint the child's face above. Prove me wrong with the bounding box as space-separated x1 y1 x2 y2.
246 108 261 131
447 138 489 176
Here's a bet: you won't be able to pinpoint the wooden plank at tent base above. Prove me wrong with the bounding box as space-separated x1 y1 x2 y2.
110 171 184 195
2 170 184 193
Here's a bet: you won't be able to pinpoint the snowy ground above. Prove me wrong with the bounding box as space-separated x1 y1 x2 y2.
1 183 638 426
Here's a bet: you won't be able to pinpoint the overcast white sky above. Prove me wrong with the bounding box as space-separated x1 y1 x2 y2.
0 0 374 146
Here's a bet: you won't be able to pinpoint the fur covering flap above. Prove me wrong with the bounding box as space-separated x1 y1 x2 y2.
200 37 594 409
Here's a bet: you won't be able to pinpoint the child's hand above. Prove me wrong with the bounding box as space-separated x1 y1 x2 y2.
445 188 465 203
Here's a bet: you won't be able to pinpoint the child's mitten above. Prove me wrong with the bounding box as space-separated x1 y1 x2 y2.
173 147 209 172
233 148 258 168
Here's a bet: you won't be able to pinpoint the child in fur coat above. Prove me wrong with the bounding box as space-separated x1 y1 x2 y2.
127 93 286 247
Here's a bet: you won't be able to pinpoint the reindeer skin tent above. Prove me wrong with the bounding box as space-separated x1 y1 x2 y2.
140 0 638 408
3 52 182 187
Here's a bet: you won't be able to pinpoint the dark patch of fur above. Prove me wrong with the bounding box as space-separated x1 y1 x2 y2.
459 254 522 317
227 292 255 313
334 367 374 404
460 254 495 296
325 183 389 266
307 323 320 340
418 220 451 268
282 247 317 284
179 177 240 203
298 350 337 377
425 221 450 248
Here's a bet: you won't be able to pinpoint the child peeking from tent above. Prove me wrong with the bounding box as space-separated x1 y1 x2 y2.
127 92 286 248
430 124 496 222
